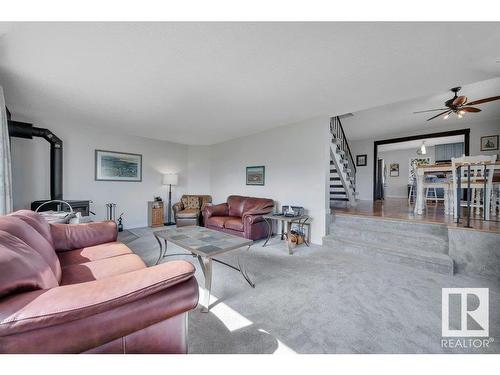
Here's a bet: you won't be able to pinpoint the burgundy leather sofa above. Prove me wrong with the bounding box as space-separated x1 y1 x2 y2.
0 210 199 354
202 195 274 240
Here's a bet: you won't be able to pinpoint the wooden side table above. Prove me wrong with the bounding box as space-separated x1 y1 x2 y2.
148 201 164 227
262 214 311 255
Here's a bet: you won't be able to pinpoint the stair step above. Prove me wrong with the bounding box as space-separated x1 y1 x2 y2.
330 177 341 181
322 236 453 275
329 222 448 254
331 214 448 238
330 192 347 196
330 197 349 201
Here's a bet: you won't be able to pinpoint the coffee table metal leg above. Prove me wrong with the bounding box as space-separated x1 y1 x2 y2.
154 235 163 265
197 256 212 313
237 245 255 288
262 218 272 247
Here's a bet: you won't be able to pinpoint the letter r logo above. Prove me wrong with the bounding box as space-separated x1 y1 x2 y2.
442 288 489 337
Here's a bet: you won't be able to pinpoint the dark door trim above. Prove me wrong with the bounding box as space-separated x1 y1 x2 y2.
372 128 470 201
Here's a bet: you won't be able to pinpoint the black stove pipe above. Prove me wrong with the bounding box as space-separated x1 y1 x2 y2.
6 109 63 200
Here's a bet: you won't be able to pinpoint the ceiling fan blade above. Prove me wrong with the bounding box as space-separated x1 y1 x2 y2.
460 107 481 113
465 96 500 106
426 110 451 121
413 108 448 114
453 96 467 106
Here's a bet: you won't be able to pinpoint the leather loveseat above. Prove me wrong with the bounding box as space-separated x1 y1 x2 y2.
0 210 199 354
173 195 212 227
202 195 274 240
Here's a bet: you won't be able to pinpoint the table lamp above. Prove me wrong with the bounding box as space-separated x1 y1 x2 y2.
162 173 178 225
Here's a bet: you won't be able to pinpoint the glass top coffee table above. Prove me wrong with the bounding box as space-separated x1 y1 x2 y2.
154 226 254 312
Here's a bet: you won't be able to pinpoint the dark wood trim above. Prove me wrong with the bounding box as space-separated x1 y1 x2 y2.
372 128 470 201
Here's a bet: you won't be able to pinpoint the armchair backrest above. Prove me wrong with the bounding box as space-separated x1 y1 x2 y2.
181 195 212 209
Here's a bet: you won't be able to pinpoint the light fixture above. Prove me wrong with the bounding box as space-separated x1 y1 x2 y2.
457 110 465 119
420 141 427 155
443 113 450 120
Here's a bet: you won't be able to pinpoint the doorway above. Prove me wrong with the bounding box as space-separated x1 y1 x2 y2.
372 129 470 201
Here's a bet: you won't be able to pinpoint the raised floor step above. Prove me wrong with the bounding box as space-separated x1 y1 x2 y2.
324 213 452 275
323 236 454 275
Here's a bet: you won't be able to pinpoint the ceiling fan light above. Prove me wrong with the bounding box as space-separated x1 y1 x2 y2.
458 112 463 119
443 113 450 120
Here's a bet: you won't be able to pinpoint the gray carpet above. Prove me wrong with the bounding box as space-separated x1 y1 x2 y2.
125 226 500 354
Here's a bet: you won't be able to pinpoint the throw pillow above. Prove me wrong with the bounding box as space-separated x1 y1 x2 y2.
181 196 189 208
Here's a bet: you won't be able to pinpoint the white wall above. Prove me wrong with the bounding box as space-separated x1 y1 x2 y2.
11 119 189 228
379 146 435 198
208 117 331 244
10 115 331 243
186 145 211 195
351 119 499 201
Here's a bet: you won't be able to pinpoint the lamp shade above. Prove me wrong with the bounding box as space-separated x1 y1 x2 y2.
162 173 178 185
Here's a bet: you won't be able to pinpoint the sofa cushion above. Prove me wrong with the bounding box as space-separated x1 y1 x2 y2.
176 208 200 219
0 231 59 298
61 254 146 285
206 216 233 229
0 216 61 283
9 210 53 245
227 195 246 217
224 217 244 232
58 242 133 267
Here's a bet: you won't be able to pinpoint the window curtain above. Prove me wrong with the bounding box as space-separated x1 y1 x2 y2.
0 86 13 215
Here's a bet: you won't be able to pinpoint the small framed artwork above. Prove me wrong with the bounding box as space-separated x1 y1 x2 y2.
390 163 399 177
356 154 367 166
246 166 265 186
480 135 499 151
95 150 142 182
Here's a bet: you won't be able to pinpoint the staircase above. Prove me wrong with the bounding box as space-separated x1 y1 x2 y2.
330 116 357 206
323 214 454 275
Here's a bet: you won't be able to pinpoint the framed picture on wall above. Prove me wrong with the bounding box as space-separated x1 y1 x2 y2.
95 150 142 182
389 163 399 177
246 166 265 185
356 154 367 166
480 135 499 151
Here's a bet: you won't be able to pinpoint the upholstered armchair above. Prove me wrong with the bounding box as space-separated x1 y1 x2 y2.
173 195 212 227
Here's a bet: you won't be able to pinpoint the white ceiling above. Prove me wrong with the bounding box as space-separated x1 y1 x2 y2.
342 77 500 141
1 22 500 145
378 135 464 152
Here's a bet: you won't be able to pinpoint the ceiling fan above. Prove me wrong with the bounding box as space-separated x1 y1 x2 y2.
413 87 500 121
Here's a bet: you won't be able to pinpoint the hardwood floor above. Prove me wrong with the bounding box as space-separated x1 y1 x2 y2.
332 198 500 233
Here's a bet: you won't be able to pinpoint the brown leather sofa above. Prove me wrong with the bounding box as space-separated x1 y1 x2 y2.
202 195 274 240
0 210 199 354
173 195 212 227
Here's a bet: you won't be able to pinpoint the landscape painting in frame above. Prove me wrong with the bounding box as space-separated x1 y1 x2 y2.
246 166 265 186
95 150 142 182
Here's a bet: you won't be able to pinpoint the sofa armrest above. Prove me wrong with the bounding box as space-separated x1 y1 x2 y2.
172 202 184 215
202 203 228 220
0 261 198 346
242 209 273 227
50 221 118 252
